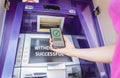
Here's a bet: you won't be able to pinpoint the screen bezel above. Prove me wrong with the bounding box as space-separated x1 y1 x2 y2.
21 34 80 67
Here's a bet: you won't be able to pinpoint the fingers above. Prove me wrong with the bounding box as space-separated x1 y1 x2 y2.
49 42 61 53
63 35 67 41
63 35 71 44
49 37 62 53
49 37 56 51
49 37 52 43
49 37 53 49
50 42 53 50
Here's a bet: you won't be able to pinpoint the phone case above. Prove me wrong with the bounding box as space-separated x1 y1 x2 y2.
50 28 66 48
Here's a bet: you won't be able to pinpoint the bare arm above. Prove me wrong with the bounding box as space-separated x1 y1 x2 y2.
49 36 115 63
72 44 115 63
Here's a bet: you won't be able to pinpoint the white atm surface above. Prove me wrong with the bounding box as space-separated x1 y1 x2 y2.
13 34 82 78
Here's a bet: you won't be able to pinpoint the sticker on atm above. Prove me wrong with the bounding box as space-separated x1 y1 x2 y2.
22 0 39 3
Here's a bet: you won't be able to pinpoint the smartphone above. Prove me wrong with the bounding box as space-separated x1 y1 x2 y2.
50 28 65 48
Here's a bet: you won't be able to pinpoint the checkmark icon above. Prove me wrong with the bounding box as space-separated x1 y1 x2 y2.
53 30 60 37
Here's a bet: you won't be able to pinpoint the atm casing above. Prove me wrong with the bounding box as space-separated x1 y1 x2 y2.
0 1 110 78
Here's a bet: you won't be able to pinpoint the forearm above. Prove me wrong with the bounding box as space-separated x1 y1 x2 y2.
50 37 116 63
71 44 115 63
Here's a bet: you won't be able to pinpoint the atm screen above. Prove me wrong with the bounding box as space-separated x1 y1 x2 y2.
29 38 72 63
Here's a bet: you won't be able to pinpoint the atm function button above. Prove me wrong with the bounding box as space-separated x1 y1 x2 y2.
25 47 29 50
15 61 21 66
24 51 29 53
23 59 27 62
17 55 22 58
18 47 23 50
17 51 22 53
23 55 28 57
16 59 21 63
69 9 76 14
17 51 23 54
17 53 22 57
19 46 23 49
16 56 22 60
25 5 34 10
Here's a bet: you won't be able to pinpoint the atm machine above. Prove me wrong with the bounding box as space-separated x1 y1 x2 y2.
0 0 110 78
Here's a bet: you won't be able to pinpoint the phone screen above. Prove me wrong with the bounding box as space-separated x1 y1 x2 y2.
50 28 65 48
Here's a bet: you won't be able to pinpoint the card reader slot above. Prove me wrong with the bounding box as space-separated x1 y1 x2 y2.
44 5 60 10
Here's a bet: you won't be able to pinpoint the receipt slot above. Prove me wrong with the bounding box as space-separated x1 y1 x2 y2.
0 1 109 78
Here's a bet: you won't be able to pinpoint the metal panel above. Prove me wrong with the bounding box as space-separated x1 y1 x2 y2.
0 0 6 54
1 3 25 78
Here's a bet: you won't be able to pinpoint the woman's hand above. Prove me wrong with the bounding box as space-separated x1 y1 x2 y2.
49 36 76 57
